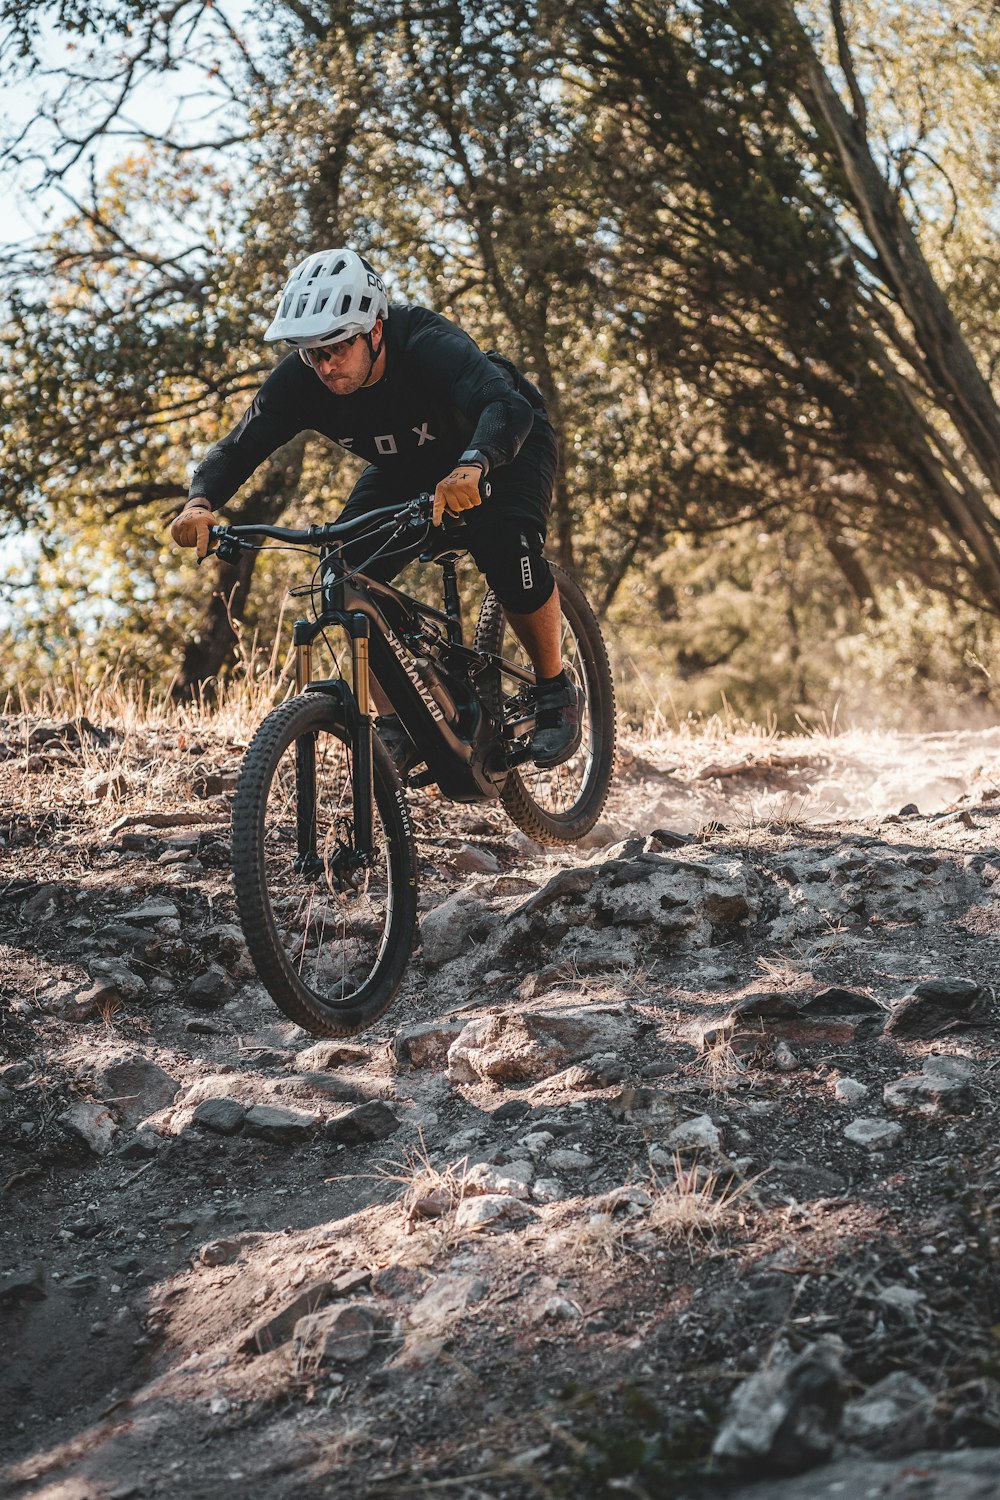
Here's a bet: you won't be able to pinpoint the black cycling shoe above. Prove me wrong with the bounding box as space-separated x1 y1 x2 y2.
529 677 584 768
376 714 418 775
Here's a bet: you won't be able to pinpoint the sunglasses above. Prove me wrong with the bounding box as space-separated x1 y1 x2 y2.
297 333 364 369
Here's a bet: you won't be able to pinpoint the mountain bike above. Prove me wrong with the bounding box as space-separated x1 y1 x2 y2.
212 494 616 1037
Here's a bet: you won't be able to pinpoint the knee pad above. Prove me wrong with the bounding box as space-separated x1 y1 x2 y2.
479 526 555 614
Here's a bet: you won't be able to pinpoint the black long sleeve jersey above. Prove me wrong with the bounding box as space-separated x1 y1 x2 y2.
188 304 547 507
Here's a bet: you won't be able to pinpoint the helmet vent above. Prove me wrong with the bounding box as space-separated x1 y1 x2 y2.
315 292 331 313
296 293 310 317
332 257 347 276
337 293 353 314
359 295 372 313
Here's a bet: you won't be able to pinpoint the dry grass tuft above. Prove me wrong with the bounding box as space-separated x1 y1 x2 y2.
377 1133 475 1261
547 1210 631 1268
648 1154 758 1260
699 1031 744 1094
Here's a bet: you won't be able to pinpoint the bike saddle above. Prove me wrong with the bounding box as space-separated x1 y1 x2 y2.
418 541 467 564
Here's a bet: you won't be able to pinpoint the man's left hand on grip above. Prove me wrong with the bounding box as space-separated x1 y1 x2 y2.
432 465 485 527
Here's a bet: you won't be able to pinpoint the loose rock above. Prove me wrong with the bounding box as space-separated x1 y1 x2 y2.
712 1338 845 1473
243 1104 318 1144
842 1371 936 1454
843 1118 903 1149
667 1115 722 1152
292 1304 377 1370
883 1071 973 1115
60 1100 118 1156
885 976 985 1038
324 1101 400 1145
192 1097 246 1135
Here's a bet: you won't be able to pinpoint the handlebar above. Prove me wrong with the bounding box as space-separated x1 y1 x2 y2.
209 493 435 550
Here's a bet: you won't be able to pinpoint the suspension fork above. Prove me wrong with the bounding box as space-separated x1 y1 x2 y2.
349 613 375 860
291 612 375 866
294 618 319 869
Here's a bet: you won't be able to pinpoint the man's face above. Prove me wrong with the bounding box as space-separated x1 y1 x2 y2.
299 319 383 394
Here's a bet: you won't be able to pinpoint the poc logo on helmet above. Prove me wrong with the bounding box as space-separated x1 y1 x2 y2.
367 273 385 293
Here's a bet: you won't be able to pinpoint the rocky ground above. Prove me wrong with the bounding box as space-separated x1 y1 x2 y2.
3 712 1000 1499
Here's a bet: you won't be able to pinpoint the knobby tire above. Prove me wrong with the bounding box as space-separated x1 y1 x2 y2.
231 693 417 1036
474 562 616 844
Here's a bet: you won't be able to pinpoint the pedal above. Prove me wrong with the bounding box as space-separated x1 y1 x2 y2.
406 767 436 789
504 741 536 770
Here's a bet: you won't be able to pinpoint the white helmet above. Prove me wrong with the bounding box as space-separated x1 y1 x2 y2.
264 248 388 347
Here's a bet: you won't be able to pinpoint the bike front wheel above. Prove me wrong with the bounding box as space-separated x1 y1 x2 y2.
231 692 418 1036
474 562 616 845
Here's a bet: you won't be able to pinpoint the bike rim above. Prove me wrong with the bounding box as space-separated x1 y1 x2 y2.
502 610 597 816
260 728 395 1007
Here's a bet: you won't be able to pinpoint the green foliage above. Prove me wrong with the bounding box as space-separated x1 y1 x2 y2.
1 0 999 715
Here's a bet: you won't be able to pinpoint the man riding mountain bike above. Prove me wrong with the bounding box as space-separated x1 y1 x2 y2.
170 247 581 767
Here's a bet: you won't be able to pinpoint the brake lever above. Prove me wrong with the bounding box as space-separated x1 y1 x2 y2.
210 528 245 566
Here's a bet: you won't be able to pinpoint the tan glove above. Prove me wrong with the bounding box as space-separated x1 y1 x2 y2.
170 498 217 559
432 465 484 527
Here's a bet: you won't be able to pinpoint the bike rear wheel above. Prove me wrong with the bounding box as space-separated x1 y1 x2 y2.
474 562 616 845
231 693 418 1036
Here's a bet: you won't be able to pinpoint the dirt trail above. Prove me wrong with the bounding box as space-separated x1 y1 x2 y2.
2 716 1000 1500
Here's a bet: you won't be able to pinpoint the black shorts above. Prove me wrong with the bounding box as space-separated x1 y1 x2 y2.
337 417 559 613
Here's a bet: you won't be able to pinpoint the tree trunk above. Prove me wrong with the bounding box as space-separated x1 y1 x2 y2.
772 0 1000 500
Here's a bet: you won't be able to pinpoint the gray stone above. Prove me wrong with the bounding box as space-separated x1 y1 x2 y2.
546 1148 595 1172
0 1266 47 1303
592 1185 653 1215
843 1117 903 1149
116 1128 162 1160
120 899 180 924
884 1071 973 1114
198 1238 244 1267
801 986 882 1016
89 1054 181 1126
88 959 146 1001
297 1041 371 1070
243 1104 318 1143
447 1004 632 1086
450 842 501 874
532 1177 567 1203
409 1274 489 1329
324 1101 400 1145
832 1076 868 1103
282 1071 364 1103
53 976 121 1022
885 976 985 1037
392 1018 469 1069
463 1162 534 1199
454 1193 535 1231
842 1371 936 1454
420 894 498 968
244 1281 341 1353
60 1100 119 1155
712 1449 1000 1498
292 1304 377 1369
773 1041 798 1072
186 964 232 1009
922 1054 976 1080
667 1114 722 1152
192 1097 246 1135
712 1338 845 1473
538 1295 584 1322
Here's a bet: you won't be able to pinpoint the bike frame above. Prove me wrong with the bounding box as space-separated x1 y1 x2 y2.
214 499 538 866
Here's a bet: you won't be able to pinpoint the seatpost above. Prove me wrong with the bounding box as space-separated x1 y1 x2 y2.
441 558 463 644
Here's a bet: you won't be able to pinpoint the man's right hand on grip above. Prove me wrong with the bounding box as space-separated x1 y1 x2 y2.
170 498 218 559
